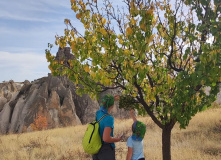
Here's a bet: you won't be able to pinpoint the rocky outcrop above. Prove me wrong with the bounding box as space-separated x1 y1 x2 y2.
55 47 75 64
0 75 95 134
0 74 129 134
0 80 23 111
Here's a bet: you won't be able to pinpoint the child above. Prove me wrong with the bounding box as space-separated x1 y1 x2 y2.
126 110 146 160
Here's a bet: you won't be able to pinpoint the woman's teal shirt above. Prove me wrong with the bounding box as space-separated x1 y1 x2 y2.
96 107 115 148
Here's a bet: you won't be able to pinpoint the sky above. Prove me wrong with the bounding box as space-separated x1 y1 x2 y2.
0 0 77 82
0 0 127 83
0 0 197 83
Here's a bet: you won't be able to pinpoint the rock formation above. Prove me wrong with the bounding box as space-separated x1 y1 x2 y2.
0 47 129 134
0 75 84 134
0 74 130 134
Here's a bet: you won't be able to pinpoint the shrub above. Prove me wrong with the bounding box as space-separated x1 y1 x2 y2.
31 114 48 131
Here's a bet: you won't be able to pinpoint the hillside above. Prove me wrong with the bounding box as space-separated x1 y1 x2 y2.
0 107 220 160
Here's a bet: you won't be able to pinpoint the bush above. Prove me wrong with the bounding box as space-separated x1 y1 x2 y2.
30 114 48 131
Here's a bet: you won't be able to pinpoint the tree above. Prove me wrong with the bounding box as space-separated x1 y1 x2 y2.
46 0 221 159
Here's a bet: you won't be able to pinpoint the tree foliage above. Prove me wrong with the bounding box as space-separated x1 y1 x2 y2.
46 0 220 129
46 0 220 158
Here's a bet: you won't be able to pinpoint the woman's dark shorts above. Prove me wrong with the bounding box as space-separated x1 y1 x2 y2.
92 144 115 160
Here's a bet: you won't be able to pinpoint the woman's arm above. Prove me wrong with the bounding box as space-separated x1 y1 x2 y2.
126 147 133 160
103 127 121 143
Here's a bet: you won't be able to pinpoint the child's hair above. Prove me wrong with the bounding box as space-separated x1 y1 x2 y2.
131 121 146 141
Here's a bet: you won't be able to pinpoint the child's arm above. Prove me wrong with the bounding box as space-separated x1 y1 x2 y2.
126 147 133 160
114 95 120 101
130 109 137 122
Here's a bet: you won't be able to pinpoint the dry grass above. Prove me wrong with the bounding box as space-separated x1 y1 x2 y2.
0 108 220 160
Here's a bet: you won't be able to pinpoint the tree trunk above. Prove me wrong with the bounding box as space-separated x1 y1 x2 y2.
162 126 172 160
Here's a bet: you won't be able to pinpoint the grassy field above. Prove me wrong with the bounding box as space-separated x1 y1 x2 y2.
0 107 220 160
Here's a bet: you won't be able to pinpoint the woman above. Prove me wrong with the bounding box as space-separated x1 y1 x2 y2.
92 94 122 160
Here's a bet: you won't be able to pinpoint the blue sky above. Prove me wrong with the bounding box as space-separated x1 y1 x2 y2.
0 0 126 83
0 0 78 82
0 0 193 83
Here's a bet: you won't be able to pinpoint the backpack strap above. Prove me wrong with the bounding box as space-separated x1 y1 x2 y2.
97 114 108 123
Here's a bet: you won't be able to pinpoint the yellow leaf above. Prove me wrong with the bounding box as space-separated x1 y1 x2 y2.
126 27 133 36
126 73 129 79
131 18 136 25
102 18 106 25
77 37 84 43
68 60 73 67
60 61 63 65
201 80 205 85
132 93 137 97
100 28 107 36
130 1 135 10
146 8 154 15
48 66 53 71
167 76 172 84
91 36 96 42
105 78 110 85
71 42 77 52
124 61 127 67
124 49 129 55
71 3 79 12
140 23 146 31
71 0 76 3
84 24 90 29
91 71 96 79
98 14 102 20
146 35 154 44
71 30 75 37
64 19 70 24
79 0 83 5
76 13 81 19
119 38 123 44
129 60 133 67
160 5 164 10
84 65 90 72
152 17 157 26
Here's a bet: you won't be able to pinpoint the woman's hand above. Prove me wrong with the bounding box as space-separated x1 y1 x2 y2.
103 127 122 143
115 136 122 142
